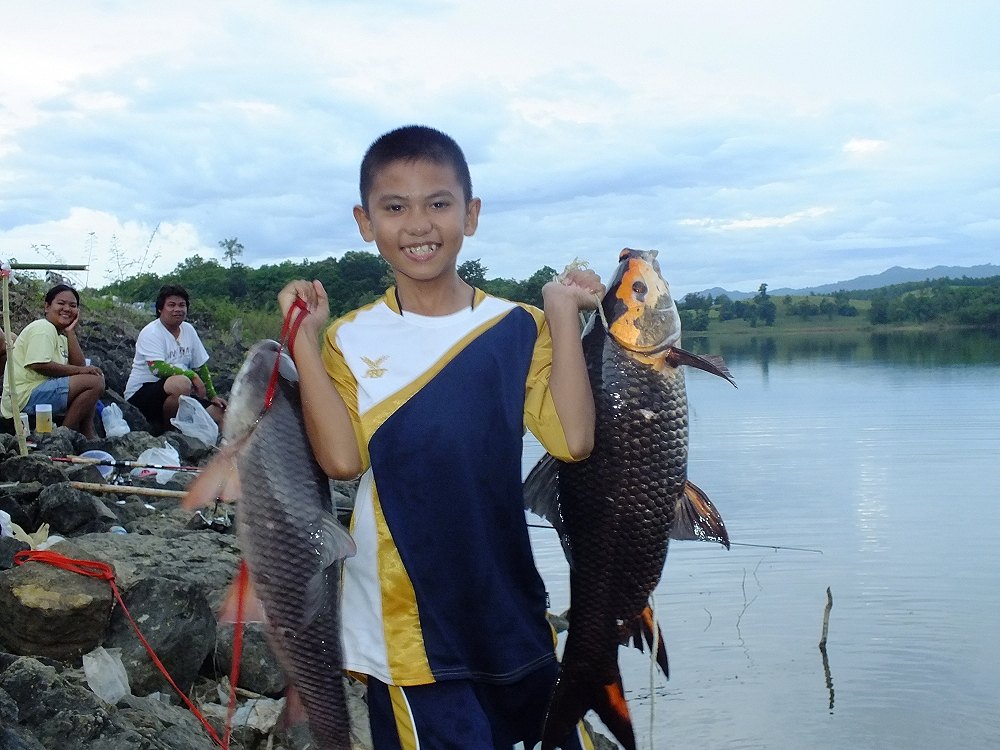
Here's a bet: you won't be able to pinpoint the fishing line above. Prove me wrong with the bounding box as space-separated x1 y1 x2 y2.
648 591 659 750
528 520 821 554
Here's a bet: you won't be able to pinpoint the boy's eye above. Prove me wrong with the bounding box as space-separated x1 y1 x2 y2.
386 203 404 212
431 201 450 209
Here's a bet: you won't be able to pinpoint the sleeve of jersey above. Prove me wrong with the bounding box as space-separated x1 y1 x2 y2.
523 313 578 462
321 324 370 472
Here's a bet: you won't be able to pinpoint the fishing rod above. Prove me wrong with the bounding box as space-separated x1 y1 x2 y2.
526 521 822 554
49 456 202 473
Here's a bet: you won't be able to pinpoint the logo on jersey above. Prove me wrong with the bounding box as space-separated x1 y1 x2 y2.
361 355 389 379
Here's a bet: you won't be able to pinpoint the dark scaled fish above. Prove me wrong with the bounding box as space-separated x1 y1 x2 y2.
185 339 356 750
524 248 735 750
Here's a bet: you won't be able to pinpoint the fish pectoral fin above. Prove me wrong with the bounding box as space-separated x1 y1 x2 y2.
671 480 731 549
182 443 242 510
218 560 267 624
666 346 737 387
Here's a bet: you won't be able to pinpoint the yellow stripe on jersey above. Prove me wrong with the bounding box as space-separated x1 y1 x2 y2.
372 484 434 684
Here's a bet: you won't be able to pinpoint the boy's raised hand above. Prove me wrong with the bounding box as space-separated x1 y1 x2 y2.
542 267 605 312
278 279 330 337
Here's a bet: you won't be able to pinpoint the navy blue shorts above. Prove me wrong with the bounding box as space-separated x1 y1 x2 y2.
365 663 594 750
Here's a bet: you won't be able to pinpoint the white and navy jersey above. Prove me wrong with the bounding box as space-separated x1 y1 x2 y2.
323 287 577 687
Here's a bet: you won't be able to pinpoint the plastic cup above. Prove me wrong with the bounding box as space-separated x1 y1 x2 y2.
35 404 53 433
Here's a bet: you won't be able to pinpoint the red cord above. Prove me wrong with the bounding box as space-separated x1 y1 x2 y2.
13 549 226 748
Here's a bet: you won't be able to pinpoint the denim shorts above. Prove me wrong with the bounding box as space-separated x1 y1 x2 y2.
25 377 70 415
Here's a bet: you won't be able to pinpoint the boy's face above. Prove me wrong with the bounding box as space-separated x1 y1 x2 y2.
354 158 480 287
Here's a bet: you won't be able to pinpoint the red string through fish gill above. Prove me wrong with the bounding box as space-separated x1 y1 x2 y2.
12 549 226 749
263 296 309 411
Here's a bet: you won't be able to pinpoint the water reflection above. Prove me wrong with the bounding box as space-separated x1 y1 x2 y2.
686 327 1000 367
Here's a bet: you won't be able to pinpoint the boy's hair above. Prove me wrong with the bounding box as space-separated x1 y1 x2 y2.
359 125 473 212
155 284 190 314
45 284 80 305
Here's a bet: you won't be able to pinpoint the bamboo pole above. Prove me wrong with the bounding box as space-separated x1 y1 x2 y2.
70 481 188 499
2 271 28 456
8 264 89 271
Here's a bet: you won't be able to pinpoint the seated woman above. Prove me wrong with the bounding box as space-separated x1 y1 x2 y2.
0 284 105 439
124 284 227 433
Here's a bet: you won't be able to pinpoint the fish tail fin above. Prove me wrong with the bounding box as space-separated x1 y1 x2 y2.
542 672 636 750
624 606 669 678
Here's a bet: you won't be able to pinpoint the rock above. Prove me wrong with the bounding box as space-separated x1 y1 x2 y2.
163 432 215 465
36 484 119 536
0 537 29 571
0 494 33 536
0 456 67 486
210 623 285 697
0 554 114 660
31 427 83 458
104 578 216 697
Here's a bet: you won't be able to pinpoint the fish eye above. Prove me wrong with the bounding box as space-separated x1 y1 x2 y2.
632 281 647 296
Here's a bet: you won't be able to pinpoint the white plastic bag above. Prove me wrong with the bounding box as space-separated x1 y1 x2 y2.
83 646 132 704
131 442 181 485
101 403 131 438
0 510 12 538
170 395 219 446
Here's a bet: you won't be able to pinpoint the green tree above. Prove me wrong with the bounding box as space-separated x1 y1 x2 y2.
219 237 244 267
458 259 488 287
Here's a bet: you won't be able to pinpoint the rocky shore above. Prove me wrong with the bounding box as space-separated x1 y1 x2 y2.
0 417 370 750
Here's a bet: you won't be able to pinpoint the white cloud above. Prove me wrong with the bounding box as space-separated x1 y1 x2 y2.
0 0 997 295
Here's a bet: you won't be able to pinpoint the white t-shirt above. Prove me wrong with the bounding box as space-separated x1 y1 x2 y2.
124 319 210 399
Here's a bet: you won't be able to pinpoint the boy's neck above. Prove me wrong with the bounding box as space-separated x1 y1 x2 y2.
393 275 475 317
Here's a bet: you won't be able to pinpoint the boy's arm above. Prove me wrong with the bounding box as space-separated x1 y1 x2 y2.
541 269 605 460
278 280 363 480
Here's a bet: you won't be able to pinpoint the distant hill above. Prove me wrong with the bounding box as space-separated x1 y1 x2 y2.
697 264 1000 301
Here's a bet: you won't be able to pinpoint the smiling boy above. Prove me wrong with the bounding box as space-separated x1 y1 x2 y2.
279 125 602 748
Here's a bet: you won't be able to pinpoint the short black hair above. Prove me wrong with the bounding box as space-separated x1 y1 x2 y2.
155 284 190 314
45 284 79 305
359 125 473 212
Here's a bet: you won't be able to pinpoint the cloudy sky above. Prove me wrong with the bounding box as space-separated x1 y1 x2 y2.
1 0 997 297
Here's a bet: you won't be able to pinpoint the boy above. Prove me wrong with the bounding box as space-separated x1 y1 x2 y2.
279 125 603 748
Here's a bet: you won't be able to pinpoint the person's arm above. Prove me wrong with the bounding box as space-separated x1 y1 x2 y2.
278 280 363 480
541 269 605 460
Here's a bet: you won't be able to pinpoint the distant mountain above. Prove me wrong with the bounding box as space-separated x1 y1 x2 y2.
697 264 1000 301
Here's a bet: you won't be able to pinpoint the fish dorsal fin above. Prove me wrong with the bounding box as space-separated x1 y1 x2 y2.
522 453 577 567
320 512 357 566
671 480 730 549
666 347 737 386
522 453 561 529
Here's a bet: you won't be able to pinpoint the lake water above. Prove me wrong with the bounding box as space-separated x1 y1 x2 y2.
522 329 1000 750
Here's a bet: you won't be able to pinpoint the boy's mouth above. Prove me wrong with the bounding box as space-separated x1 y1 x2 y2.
402 243 439 259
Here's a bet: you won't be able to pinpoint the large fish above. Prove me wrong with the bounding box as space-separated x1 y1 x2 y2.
185 339 356 750
524 248 735 750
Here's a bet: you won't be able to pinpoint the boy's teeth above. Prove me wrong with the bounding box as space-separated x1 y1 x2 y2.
408 244 435 256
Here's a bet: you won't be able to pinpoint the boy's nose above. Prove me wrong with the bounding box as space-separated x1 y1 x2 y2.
406 210 432 236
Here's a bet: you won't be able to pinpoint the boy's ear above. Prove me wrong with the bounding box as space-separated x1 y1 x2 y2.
464 197 482 237
353 205 375 242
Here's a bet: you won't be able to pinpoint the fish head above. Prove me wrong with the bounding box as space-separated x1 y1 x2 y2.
223 339 299 444
602 248 681 352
